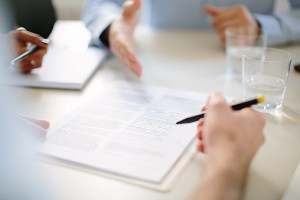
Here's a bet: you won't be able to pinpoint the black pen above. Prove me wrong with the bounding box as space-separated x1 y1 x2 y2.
10 38 49 66
176 95 265 124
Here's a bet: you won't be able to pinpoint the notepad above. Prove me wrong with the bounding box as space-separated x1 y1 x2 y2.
6 20 108 90
39 82 207 190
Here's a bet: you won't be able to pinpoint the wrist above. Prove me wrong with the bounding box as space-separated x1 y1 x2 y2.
99 24 111 48
203 164 247 200
255 19 262 35
208 149 251 179
207 154 250 187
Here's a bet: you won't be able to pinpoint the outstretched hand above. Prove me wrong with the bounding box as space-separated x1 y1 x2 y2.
109 0 142 77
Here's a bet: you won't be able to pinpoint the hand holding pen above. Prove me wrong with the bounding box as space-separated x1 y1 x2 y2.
9 28 49 74
176 95 265 124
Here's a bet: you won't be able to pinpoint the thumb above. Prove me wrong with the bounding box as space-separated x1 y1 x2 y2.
203 5 221 17
123 0 141 18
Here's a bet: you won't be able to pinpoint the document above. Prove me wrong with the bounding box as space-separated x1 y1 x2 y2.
39 82 207 187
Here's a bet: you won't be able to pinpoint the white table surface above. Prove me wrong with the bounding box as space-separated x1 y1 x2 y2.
12 22 300 200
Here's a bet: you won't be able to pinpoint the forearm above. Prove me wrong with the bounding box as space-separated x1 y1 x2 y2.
254 7 300 46
198 163 248 200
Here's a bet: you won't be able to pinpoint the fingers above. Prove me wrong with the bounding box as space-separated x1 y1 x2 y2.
10 29 48 74
110 0 142 76
203 5 221 17
201 105 206 112
197 118 204 139
197 141 205 152
15 48 47 73
204 5 259 47
212 7 253 32
123 0 142 19
17 114 50 138
13 29 49 48
19 114 51 129
206 92 227 111
110 34 142 77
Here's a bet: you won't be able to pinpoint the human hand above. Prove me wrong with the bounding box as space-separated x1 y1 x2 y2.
197 92 265 172
204 5 260 47
9 28 48 74
18 114 50 137
108 0 142 77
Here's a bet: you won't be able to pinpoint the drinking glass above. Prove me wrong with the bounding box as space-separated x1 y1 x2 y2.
226 26 267 79
242 47 292 112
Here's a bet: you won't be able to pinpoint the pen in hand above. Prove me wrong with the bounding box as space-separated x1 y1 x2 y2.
176 95 265 124
10 38 49 66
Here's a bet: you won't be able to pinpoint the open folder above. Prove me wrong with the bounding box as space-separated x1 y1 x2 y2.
39 81 207 191
6 21 108 90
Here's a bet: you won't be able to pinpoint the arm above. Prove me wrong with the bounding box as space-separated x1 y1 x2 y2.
82 0 142 77
197 92 265 200
254 0 300 46
82 0 122 47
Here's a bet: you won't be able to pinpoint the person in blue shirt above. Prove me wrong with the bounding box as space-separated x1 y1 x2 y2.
82 0 300 77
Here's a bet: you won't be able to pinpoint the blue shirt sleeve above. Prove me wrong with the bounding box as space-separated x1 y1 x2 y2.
254 0 300 46
82 0 300 47
82 0 122 47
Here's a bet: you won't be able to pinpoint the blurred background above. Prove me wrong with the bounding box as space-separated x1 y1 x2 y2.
53 0 290 20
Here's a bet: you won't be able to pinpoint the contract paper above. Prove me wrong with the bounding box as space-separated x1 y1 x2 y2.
39 82 207 186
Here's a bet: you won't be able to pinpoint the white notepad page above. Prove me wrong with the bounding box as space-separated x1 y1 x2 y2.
39 82 207 186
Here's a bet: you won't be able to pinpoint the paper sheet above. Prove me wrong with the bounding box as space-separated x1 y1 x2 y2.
39 82 207 184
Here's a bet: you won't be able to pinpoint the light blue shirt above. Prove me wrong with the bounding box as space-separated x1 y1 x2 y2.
82 0 300 47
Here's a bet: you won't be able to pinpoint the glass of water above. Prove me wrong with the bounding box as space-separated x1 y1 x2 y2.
226 26 267 80
242 47 292 112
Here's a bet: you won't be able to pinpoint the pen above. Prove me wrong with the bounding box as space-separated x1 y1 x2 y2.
10 38 49 66
176 95 265 124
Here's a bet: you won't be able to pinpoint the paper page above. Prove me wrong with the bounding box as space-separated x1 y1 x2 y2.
39 82 207 183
